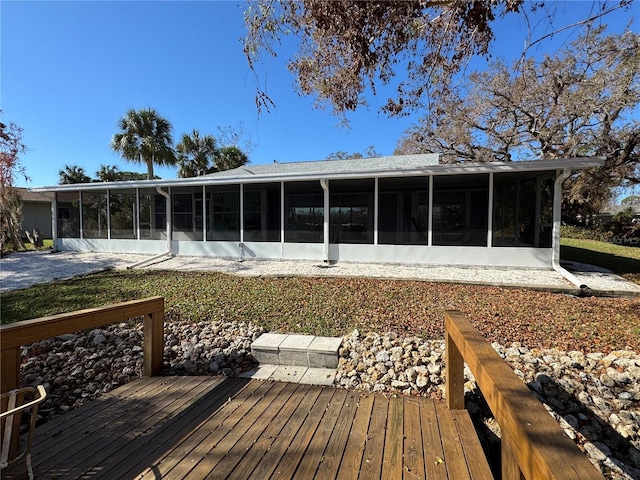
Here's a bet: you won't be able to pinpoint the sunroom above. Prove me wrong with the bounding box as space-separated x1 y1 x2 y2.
36 154 603 268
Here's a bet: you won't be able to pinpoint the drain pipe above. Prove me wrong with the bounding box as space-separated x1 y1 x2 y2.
128 186 172 269
320 179 330 263
551 168 588 291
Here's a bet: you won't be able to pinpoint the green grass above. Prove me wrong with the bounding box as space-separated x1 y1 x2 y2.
0 270 366 334
22 239 54 250
2 267 638 353
561 237 640 284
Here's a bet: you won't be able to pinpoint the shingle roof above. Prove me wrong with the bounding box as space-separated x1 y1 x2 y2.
205 154 440 178
16 187 54 202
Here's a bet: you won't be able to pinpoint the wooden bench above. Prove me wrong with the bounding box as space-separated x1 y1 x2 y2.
445 310 605 480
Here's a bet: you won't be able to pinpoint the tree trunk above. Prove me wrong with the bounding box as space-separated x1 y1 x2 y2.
145 156 154 180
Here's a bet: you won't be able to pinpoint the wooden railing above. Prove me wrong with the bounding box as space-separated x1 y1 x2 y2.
1 297 165 395
444 310 604 480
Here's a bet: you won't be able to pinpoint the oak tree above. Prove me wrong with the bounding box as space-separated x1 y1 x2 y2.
395 26 639 219
244 0 632 118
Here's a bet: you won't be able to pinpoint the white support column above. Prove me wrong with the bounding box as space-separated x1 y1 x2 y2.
106 190 111 240
51 193 58 249
136 188 141 241
487 173 494 247
428 175 434 246
320 179 329 263
79 191 84 239
374 177 379 245
202 185 207 243
239 184 244 244
281 181 285 245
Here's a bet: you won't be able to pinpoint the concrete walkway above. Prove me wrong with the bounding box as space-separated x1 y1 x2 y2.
1 250 639 296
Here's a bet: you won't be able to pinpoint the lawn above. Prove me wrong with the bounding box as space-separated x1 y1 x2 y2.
2 269 638 354
560 237 640 285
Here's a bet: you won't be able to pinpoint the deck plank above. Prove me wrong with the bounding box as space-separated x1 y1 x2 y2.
435 399 472 480
98 377 249 480
316 390 361 480
247 384 325 479
451 409 494 480
358 394 388 480
335 392 374 480
182 381 289 479
206 381 298 479
403 398 426 480
33 376 207 477
3 377 494 480
270 387 337 479
420 397 448 480
225 383 310 480
149 378 274 479
292 388 349 479
381 396 404 479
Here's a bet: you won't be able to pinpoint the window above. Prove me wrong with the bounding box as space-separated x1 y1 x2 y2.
56 191 80 238
285 182 324 243
329 179 374 244
82 191 108 239
493 173 553 247
109 190 136 239
432 175 489 246
378 177 429 245
243 183 281 242
172 188 203 240
207 186 240 241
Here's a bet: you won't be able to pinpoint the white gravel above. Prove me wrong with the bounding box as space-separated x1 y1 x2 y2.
1 250 639 295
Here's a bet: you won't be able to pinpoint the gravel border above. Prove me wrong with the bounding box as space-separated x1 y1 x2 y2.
2 250 639 295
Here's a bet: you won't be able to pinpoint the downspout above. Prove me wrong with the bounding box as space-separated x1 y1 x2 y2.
552 168 588 291
128 186 172 269
320 179 329 263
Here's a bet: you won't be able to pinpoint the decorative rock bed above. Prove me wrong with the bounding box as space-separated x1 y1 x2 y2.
18 323 639 479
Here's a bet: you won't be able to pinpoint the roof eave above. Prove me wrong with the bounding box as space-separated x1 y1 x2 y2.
29 157 605 192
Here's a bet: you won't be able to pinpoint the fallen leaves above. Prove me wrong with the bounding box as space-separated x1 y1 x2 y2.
1 270 638 354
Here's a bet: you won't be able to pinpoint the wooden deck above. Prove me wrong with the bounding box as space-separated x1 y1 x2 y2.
3 376 492 480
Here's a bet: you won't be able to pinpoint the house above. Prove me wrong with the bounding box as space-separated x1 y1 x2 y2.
29 154 603 270
16 188 54 239
597 204 640 225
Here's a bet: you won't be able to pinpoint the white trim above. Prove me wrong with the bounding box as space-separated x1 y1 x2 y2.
428 175 433 247
30 157 605 192
374 177 379 245
56 238 552 268
136 188 141 241
239 184 244 244
106 189 111 240
487 173 494 247
79 191 83 239
280 181 285 246
202 185 207 243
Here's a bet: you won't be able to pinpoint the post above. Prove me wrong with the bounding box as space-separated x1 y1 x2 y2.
1 347 20 394
143 301 165 376
445 328 465 409
501 432 523 480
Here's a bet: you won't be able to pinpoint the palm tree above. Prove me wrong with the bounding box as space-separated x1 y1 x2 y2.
176 129 217 178
58 165 91 184
214 146 249 172
96 164 120 182
110 108 176 180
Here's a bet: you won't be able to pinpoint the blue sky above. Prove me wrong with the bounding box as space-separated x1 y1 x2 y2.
2 1 637 188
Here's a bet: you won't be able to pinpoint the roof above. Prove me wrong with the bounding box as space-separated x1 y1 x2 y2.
207 154 440 178
16 187 55 202
29 155 605 192
602 204 640 215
